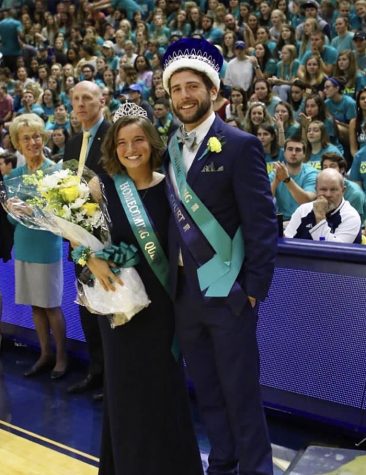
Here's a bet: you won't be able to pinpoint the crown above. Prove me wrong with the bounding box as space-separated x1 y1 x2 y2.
162 38 223 93
162 38 223 73
112 102 148 123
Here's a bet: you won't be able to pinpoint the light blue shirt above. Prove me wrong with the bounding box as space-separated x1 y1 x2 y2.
84 115 104 156
349 145 366 191
270 163 318 220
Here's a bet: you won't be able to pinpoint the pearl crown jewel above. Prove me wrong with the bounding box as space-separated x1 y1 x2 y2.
113 102 148 123
163 48 221 72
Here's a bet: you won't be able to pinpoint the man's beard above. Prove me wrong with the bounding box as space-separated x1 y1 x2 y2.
172 93 211 125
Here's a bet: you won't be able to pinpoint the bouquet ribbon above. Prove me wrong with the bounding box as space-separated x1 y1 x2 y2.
95 242 140 269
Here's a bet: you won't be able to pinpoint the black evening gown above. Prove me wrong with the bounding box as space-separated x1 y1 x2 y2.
97 175 203 475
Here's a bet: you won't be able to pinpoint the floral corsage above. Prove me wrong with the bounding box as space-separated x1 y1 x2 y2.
72 245 93 266
207 136 223 153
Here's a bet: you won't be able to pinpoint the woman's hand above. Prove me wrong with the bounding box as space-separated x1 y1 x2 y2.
299 112 311 127
87 255 124 292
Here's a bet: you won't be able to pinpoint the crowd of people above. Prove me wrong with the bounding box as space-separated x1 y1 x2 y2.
0 0 365 240
0 0 366 474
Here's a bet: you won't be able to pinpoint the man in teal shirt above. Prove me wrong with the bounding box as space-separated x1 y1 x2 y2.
270 138 318 220
0 8 23 71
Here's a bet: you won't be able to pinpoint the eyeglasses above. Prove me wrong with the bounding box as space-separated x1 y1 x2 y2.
20 133 43 143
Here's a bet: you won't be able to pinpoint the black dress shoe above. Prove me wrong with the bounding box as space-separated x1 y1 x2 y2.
23 358 54 377
67 373 103 394
93 392 104 402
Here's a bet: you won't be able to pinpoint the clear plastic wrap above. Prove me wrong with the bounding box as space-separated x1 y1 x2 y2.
0 166 150 326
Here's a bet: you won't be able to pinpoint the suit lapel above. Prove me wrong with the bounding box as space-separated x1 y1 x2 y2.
187 116 224 186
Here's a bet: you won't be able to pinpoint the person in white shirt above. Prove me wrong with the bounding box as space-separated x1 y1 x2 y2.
224 40 258 91
285 168 362 243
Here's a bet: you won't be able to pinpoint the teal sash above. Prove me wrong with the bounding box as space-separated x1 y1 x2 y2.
168 135 245 297
113 174 179 360
113 174 170 293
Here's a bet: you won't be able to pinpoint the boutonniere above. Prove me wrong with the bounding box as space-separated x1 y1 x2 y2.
207 136 223 153
197 135 225 161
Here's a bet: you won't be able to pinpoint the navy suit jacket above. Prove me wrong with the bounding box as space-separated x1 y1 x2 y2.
64 120 110 175
167 116 278 303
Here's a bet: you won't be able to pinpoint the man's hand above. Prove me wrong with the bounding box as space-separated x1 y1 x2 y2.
273 162 289 182
313 196 329 223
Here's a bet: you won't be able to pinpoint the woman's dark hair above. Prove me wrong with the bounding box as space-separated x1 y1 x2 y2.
305 119 330 160
133 55 151 72
52 127 69 154
355 87 366 143
256 42 273 71
276 24 296 56
41 88 58 105
275 100 295 126
101 116 165 175
257 123 279 158
304 94 329 121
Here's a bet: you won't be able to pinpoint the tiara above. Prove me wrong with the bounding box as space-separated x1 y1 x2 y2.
112 102 148 123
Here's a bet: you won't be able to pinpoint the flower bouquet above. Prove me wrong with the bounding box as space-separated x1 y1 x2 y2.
0 167 150 327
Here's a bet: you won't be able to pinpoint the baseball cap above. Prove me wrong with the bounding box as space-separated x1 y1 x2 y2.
302 0 319 8
235 40 246 49
102 40 115 49
128 83 143 94
353 31 366 41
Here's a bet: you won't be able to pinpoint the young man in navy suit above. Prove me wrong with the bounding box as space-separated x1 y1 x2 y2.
162 38 278 475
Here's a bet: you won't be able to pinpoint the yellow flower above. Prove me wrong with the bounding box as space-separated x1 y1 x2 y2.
207 136 222 153
63 176 80 187
82 202 99 217
60 186 80 203
78 257 87 266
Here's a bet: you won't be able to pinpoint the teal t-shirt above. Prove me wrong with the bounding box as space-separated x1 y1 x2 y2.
330 32 355 53
325 96 357 123
349 145 366 191
344 178 366 223
307 144 343 170
264 148 284 174
270 163 318 220
301 45 338 66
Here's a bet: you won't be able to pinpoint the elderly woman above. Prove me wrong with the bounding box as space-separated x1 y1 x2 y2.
6 114 67 379
84 106 203 475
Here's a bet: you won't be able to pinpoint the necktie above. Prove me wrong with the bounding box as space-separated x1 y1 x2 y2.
77 131 91 178
176 128 197 151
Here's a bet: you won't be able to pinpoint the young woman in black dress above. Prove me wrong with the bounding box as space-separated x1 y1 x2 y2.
85 105 203 475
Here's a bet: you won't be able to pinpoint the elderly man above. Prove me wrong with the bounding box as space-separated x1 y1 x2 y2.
321 152 365 223
285 168 362 243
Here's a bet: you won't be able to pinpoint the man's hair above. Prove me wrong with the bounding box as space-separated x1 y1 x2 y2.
0 152 17 169
320 152 347 173
168 67 215 93
284 137 305 152
82 63 95 73
154 97 170 108
311 30 325 40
